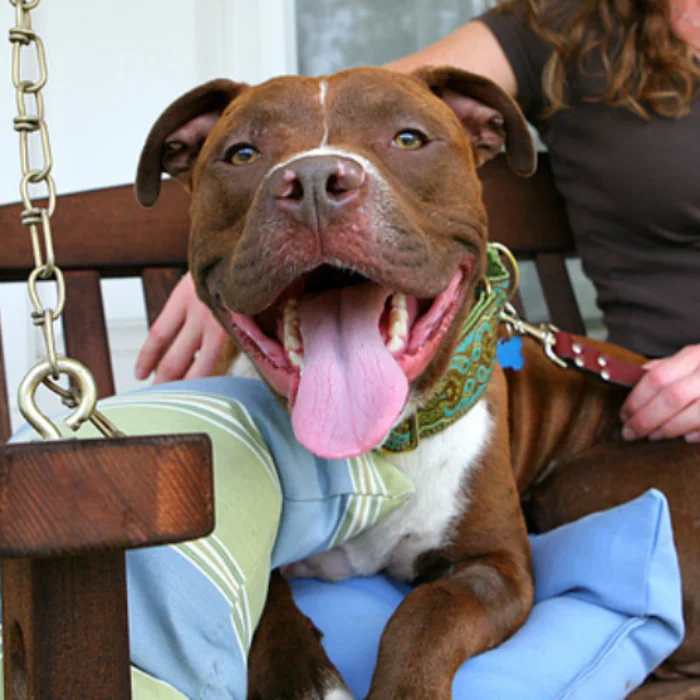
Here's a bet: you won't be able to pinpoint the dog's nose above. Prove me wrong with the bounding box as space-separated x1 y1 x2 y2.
270 155 365 230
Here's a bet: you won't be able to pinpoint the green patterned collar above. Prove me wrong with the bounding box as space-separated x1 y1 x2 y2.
381 244 511 453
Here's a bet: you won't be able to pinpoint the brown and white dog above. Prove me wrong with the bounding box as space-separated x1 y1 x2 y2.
136 67 700 699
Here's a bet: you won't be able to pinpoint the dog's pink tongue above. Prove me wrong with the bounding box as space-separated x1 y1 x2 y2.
293 283 408 459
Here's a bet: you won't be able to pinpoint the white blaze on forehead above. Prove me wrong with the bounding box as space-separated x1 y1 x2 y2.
260 80 389 187
319 79 329 147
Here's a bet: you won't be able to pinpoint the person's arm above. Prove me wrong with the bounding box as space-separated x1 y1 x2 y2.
134 271 229 384
621 344 700 443
387 20 518 98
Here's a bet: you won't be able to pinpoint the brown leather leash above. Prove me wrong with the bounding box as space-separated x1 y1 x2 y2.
552 331 645 388
500 304 645 389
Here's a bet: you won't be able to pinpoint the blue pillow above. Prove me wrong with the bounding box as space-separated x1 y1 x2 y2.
292 489 683 699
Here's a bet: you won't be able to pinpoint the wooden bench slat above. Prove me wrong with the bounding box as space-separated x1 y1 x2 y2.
0 180 190 278
63 270 116 399
535 253 586 335
481 154 575 256
0 317 11 444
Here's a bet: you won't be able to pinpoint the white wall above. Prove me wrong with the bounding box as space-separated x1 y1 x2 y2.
1 0 297 430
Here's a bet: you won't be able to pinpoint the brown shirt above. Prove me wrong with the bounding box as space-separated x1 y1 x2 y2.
480 8 700 358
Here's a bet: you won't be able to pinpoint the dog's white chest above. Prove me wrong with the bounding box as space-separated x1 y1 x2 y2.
285 400 492 583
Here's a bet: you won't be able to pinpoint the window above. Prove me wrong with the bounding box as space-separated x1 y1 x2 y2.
297 0 489 75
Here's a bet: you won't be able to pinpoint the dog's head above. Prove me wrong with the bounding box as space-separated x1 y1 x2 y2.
136 67 535 459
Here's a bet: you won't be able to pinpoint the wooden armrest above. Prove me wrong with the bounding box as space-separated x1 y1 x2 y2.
0 435 213 557
1 434 214 700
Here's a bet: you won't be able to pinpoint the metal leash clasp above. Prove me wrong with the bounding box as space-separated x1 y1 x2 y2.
499 303 568 369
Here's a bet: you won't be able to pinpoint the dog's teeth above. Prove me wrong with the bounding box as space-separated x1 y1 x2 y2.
389 312 408 335
389 294 408 326
391 292 407 311
284 299 304 366
386 335 406 353
285 332 302 352
288 350 304 369
386 293 409 353
284 299 301 347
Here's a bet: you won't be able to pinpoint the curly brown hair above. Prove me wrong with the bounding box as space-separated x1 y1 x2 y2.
493 0 700 118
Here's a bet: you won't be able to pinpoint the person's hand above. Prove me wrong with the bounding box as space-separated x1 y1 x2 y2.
620 343 700 443
135 272 229 384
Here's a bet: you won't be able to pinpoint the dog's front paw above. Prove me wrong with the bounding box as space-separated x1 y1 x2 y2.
248 570 355 699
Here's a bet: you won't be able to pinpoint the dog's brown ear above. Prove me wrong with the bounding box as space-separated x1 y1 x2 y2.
413 66 536 177
135 79 248 207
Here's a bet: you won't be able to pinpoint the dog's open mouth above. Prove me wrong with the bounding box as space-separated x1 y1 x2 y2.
218 264 470 458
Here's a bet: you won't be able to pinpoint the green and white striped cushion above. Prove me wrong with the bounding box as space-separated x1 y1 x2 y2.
5 376 414 698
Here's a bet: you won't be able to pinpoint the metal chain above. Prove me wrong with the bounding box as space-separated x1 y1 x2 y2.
9 0 123 439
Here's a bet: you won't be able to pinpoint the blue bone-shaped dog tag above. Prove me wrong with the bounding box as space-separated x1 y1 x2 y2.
497 336 524 371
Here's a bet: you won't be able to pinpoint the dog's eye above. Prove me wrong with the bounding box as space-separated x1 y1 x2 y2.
227 144 261 166
392 130 427 150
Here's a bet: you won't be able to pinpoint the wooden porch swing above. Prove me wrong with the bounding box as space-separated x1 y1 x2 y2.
0 2 586 699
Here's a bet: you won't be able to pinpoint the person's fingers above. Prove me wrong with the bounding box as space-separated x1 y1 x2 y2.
134 276 194 379
622 369 700 440
646 398 700 441
153 317 207 385
685 430 700 444
135 317 184 380
620 346 700 427
135 273 208 381
184 325 230 380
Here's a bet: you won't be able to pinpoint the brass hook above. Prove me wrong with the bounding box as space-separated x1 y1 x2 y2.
18 356 98 439
490 242 521 303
